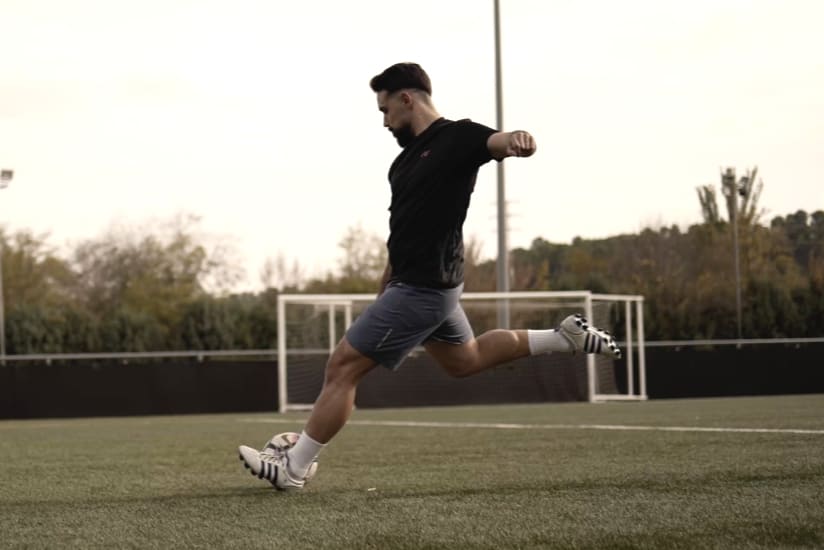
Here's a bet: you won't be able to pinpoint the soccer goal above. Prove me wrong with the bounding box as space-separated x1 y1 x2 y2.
277 291 646 412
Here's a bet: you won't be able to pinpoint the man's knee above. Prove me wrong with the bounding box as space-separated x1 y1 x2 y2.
324 355 355 385
323 339 377 386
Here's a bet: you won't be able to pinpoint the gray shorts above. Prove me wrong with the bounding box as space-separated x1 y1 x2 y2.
346 281 473 370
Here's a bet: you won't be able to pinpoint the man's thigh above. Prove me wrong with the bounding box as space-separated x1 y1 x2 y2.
423 305 477 370
425 304 474 345
345 282 463 370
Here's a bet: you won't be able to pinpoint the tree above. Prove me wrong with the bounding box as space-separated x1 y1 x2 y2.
463 236 496 291
0 228 75 312
3 192 822 353
771 210 824 271
70 214 243 349
180 295 258 350
98 307 165 352
260 253 304 292
696 185 721 225
333 223 387 292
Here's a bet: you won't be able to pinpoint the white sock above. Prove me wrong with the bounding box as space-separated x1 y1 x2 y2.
527 329 573 355
287 430 326 478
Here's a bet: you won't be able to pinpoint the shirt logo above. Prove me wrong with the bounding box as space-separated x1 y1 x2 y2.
420 149 431 158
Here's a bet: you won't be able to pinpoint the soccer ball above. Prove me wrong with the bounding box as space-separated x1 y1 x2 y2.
262 431 318 482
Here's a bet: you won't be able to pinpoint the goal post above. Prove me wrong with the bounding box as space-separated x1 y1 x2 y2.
590 294 647 402
277 291 646 412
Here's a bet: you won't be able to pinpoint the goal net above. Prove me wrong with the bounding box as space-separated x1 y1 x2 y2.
277 291 646 412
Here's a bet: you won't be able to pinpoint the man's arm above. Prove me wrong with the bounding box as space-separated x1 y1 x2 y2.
377 262 392 298
486 130 537 161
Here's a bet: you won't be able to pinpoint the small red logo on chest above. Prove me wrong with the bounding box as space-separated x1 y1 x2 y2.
420 150 431 158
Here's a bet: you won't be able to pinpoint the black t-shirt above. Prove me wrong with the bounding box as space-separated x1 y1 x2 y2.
386 117 497 288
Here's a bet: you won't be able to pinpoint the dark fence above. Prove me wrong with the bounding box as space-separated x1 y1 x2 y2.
635 342 824 398
0 359 278 419
1 342 822 419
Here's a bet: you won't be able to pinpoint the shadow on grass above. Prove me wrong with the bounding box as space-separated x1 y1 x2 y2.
4 466 822 510
1 486 277 509
364 467 824 501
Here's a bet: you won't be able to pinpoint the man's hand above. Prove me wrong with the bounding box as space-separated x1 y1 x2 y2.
506 130 536 157
487 130 537 160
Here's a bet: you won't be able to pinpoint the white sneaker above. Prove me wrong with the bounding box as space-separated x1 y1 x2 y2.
238 445 305 491
558 314 622 359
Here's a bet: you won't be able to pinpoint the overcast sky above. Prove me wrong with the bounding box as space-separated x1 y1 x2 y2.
1 0 822 291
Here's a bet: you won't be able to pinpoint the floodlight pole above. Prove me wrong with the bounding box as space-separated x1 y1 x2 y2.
0 233 4 362
494 0 511 328
732 186 742 340
723 168 743 340
0 169 12 362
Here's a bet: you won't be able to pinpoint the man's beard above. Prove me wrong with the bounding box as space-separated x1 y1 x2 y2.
390 124 415 148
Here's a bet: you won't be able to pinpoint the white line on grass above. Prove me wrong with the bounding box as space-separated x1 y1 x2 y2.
239 418 824 435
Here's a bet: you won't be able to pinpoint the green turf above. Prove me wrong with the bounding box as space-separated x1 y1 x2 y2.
1 395 823 549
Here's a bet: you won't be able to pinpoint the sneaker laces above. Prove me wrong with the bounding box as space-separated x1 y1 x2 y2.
562 315 622 358
261 447 284 458
262 449 306 483
260 450 286 465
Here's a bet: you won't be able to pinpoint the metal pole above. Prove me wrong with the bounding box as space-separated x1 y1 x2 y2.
0 239 4 362
0 169 12 362
494 0 510 328
636 298 647 399
624 300 634 396
585 294 595 402
328 303 335 354
277 295 287 413
730 171 742 340
733 205 742 339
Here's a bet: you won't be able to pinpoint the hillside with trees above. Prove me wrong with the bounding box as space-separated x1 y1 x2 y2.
1 177 821 353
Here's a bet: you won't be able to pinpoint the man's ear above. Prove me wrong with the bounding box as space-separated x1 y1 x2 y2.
399 91 414 107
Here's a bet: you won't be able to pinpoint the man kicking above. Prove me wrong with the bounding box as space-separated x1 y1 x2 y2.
239 62 620 490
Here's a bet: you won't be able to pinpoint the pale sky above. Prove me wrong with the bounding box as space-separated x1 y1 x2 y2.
1 0 822 291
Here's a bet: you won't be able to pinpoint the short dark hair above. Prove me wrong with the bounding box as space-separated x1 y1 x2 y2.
369 63 432 96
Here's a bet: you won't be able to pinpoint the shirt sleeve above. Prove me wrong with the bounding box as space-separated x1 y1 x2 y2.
454 119 497 168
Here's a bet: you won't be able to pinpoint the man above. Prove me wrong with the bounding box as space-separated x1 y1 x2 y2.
239 62 620 490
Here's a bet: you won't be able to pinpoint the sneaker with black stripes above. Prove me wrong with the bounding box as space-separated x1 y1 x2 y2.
238 445 305 491
558 314 622 358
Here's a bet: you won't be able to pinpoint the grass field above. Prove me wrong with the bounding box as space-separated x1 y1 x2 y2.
1 394 823 549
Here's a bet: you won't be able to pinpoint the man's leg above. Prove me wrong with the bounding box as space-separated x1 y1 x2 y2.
303 338 377 440
238 337 377 490
286 338 377 472
425 329 534 378
426 314 620 378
